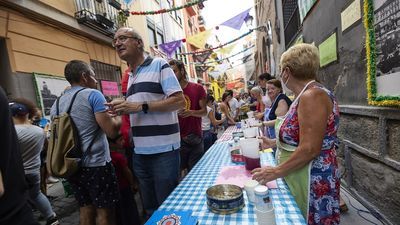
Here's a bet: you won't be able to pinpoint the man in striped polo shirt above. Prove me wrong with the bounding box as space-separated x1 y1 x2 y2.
109 27 185 216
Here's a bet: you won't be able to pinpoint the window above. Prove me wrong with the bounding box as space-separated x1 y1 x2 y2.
282 0 300 48
148 23 164 47
90 60 122 95
156 32 164 45
148 26 157 47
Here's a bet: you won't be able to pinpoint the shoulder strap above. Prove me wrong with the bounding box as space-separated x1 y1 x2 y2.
81 127 101 162
56 97 60 116
67 88 86 114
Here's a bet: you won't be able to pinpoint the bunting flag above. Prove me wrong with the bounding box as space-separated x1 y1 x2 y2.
179 27 256 55
217 44 236 55
221 8 251 30
196 65 211 73
159 40 182 58
192 45 255 65
193 51 212 63
186 29 212 49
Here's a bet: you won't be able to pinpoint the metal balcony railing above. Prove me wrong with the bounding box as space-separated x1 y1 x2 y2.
74 0 122 37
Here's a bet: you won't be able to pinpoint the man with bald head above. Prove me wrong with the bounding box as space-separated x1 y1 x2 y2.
108 27 185 216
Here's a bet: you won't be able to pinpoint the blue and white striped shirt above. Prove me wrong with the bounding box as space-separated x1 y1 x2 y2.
126 56 182 154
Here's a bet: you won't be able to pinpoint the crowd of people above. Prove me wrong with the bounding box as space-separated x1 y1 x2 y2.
0 26 340 225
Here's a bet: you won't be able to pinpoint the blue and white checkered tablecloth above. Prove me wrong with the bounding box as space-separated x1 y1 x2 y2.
157 137 306 224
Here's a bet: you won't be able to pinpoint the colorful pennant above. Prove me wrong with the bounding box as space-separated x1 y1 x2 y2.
217 44 237 56
179 28 256 55
193 51 213 63
221 8 251 30
193 45 255 65
159 40 182 58
186 29 212 49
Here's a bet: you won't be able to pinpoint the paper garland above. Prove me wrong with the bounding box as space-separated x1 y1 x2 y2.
364 0 400 107
131 0 207 15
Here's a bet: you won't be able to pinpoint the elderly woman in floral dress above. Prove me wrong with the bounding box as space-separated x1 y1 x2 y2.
252 43 340 225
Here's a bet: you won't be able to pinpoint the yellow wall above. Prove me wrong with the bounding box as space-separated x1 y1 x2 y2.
1 8 123 76
38 0 76 17
125 1 151 52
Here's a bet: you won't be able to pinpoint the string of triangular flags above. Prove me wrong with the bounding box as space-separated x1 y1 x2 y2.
192 45 255 65
155 27 254 57
152 8 255 57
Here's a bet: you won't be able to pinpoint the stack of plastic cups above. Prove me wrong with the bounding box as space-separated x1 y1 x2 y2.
244 180 259 204
254 185 276 225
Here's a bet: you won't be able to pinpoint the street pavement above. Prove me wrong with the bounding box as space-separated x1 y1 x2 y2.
33 181 385 225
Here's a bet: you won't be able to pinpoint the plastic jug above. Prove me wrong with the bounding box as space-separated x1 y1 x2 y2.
243 127 258 138
239 138 261 170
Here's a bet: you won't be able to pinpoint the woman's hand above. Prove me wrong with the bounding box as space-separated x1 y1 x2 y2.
258 136 276 149
251 166 280 185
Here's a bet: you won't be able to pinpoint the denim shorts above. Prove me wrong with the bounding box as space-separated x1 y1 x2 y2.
68 163 119 208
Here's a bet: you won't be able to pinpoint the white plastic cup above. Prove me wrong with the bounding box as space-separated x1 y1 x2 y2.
247 111 254 118
244 180 259 204
254 185 273 212
255 207 276 225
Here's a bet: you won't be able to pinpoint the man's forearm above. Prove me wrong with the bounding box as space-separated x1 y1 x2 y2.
148 92 185 112
189 108 207 117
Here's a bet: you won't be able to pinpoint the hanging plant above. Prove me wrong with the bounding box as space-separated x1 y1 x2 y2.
117 9 130 27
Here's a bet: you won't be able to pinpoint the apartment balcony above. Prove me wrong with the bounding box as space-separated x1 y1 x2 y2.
74 0 122 37
185 0 197 17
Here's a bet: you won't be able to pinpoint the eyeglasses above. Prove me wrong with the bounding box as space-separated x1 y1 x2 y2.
112 35 138 47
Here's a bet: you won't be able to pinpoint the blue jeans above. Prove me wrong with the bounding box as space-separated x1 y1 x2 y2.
25 173 55 219
203 130 217 151
133 149 180 215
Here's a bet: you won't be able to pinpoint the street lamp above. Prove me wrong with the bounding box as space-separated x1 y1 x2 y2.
244 14 254 28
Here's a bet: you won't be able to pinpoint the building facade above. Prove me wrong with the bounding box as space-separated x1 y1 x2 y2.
0 0 126 111
182 0 205 82
253 0 282 79
254 0 400 223
128 0 185 58
0 0 187 116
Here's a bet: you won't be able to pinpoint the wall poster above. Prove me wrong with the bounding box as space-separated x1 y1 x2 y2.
318 32 338 67
364 0 400 106
341 0 362 32
33 74 70 118
100 80 120 96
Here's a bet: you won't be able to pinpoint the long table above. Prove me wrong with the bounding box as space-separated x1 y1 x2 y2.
157 129 306 225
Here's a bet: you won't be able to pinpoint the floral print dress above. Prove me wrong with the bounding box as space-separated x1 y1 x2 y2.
278 82 340 225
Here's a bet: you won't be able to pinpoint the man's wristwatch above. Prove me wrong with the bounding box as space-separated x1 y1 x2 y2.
142 102 149 114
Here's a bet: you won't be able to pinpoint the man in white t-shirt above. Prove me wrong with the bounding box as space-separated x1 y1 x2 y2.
226 90 239 121
258 73 273 108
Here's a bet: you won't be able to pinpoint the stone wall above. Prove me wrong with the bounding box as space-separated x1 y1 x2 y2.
338 106 400 224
